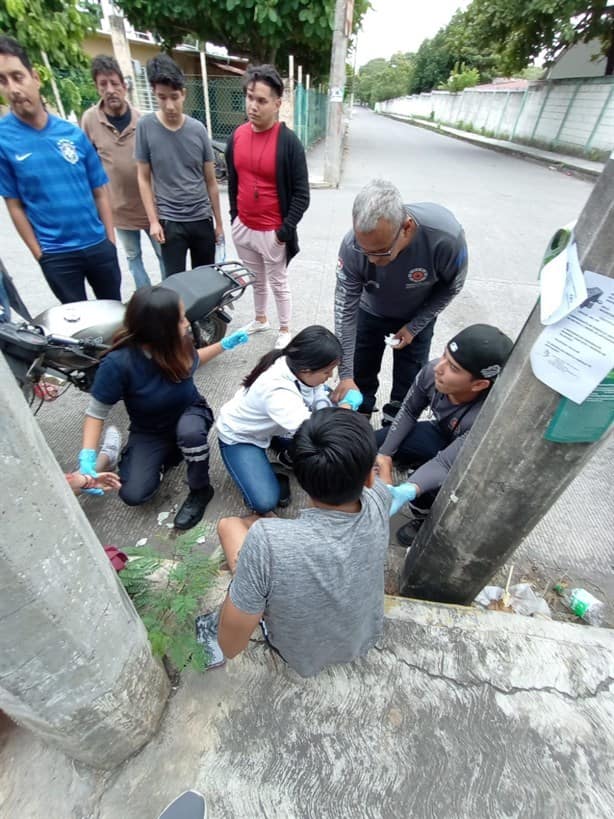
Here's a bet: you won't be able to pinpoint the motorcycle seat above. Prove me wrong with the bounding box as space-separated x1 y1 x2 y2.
161 266 232 321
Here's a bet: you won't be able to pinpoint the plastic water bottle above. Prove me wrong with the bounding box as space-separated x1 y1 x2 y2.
554 585 605 626
215 238 226 264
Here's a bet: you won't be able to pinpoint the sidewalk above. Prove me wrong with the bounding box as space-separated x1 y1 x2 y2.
382 112 606 178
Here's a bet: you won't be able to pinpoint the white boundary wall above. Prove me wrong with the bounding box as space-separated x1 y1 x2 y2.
376 77 614 157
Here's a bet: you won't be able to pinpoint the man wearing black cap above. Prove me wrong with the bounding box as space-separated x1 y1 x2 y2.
376 324 514 547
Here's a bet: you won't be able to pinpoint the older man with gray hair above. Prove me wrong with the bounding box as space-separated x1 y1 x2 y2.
332 180 468 423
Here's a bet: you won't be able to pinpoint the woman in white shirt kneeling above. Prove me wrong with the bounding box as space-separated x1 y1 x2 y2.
216 325 342 514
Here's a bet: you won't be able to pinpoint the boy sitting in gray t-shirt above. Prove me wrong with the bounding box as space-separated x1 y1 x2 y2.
217 407 393 678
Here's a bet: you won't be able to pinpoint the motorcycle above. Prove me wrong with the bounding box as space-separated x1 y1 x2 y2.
0 262 255 404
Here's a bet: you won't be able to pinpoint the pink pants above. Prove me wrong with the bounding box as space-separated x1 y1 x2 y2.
231 217 292 327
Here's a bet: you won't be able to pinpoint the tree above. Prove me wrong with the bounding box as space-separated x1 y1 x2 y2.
443 62 481 92
114 0 371 80
356 53 414 107
410 29 455 94
0 0 100 112
468 0 614 76
408 9 498 94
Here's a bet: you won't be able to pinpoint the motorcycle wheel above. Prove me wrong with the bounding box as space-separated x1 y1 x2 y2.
191 313 227 347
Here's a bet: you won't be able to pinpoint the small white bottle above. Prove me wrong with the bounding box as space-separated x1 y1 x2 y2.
215 238 226 264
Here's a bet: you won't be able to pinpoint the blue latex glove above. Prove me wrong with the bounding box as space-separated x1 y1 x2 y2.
79 449 98 478
339 388 363 411
83 486 104 496
221 330 249 351
387 482 417 516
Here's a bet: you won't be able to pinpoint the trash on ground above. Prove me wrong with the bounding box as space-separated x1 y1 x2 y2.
196 536 206 544
474 583 551 618
554 584 605 626
157 511 170 525
135 537 148 548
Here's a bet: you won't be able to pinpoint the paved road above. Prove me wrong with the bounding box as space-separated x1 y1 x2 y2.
3 106 612 607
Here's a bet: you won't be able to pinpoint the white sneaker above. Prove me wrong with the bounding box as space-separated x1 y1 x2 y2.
274 331 292 350
240 319 271 334
99 425 122 470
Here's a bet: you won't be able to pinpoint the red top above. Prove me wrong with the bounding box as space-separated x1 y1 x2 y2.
234 121 282 230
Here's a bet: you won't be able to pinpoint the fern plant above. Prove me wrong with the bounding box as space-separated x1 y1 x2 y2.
120 526 221 673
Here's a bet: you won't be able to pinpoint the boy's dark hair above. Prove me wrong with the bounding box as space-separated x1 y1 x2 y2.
91 54 124 84
292 408 376 506
0 36 32 72
147 54 185 90
243 64 284 98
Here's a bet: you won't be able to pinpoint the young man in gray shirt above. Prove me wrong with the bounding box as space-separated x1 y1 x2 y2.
376 323 513 547
332 179 468 424
216 408 393 678
135 55 223 277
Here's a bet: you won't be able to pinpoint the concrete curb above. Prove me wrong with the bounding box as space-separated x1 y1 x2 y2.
380 112 606 179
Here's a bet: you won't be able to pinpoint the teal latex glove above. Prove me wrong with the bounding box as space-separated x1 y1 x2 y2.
387 482 417 516
221 330 249 351
79 449 98 478
339 388 363 411
83 486 104 496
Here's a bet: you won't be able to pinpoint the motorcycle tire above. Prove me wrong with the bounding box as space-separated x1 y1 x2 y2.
191 313 227 347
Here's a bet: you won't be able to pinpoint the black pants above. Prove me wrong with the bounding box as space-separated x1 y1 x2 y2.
376 420 446 510
354 309 435 413
38 238 121 304
161 218 215 277
118 398 214 506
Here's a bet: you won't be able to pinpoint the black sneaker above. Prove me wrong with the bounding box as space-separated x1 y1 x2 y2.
275 449 294 469
395 518 424 548
174 485 215 530
274 470 291 508
381 401 402 427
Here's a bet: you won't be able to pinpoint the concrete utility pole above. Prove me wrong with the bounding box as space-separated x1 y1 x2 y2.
109 15 137 106
0 355 169 768
324 0 353 187
199 46 213 138
401 155 614 604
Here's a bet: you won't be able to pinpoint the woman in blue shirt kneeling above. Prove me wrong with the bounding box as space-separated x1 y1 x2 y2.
79 286 248 530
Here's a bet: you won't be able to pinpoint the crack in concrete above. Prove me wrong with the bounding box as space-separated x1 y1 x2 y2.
373 645 614 702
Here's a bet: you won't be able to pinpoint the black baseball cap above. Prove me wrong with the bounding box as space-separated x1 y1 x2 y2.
447 324 514 381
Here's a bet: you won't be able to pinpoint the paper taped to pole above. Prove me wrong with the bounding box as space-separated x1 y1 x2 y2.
530 270 614 404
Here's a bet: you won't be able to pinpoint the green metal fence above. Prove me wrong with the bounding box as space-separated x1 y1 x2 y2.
133 68 245 142
185 75 245 142
294 83 327 149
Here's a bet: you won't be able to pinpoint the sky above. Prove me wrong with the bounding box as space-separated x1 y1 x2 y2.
354 0 471 68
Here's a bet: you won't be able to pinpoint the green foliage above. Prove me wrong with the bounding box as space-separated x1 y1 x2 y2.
120 526 221 673
54 66 99 116
443 62 481 92
356 52 414 106
114 0 371 80
0 0 100 111
409 9 498 94
467 0 614 76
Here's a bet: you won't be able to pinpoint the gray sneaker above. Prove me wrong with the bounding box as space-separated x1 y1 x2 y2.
98 425 122 470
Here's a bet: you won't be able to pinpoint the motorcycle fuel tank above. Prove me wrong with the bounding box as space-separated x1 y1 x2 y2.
32 300 125 343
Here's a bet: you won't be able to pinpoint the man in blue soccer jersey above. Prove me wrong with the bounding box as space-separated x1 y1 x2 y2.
0 37 121 304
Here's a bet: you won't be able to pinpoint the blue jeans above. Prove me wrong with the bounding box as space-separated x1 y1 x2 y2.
218 439 280 514
116 228 165 289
